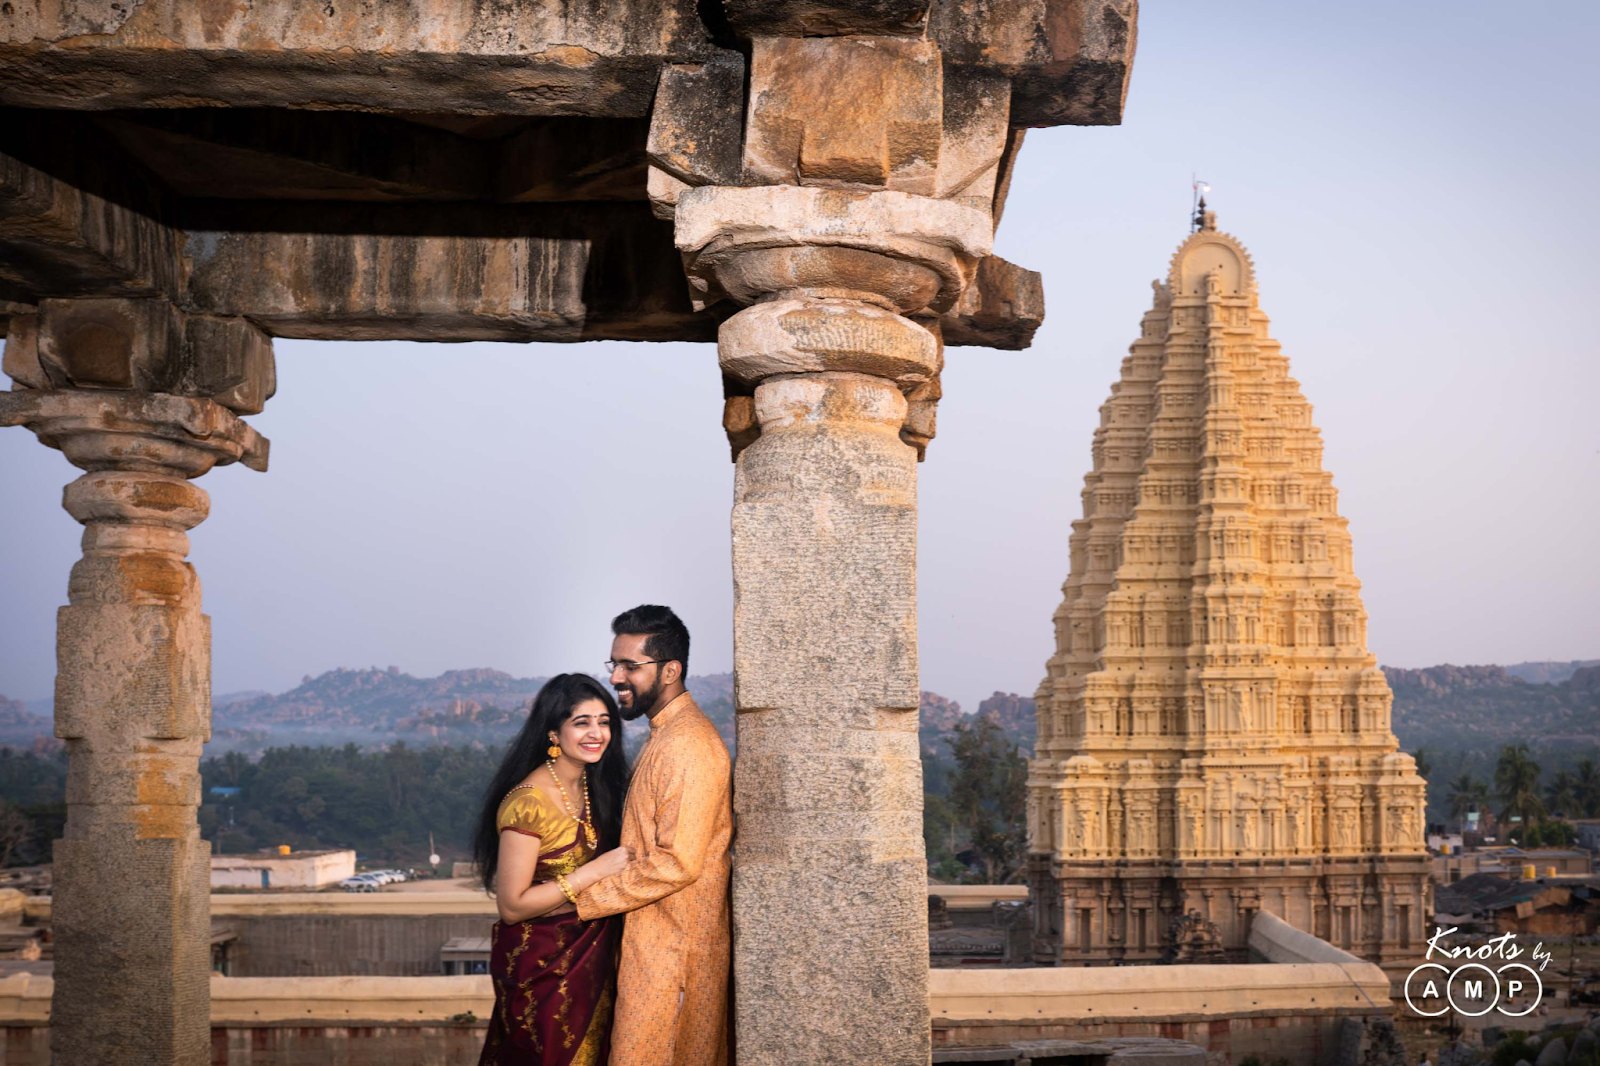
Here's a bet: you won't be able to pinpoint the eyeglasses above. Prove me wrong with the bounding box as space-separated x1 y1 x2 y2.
605 659 664 673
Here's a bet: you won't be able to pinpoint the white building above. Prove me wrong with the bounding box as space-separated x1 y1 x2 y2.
210 849 356 890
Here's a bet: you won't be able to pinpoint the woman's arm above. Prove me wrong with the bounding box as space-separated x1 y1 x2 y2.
493 830 633 923
493 830 570 922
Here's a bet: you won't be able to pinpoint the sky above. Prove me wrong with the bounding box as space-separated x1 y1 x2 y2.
2 2 1598 714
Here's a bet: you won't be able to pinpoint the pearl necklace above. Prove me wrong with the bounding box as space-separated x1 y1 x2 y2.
547 759 598 849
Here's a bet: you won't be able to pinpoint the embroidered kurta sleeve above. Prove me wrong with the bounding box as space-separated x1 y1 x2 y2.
497 789 556 839
577 732 728 920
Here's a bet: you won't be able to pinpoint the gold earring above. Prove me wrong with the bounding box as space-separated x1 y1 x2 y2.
547 738 561 759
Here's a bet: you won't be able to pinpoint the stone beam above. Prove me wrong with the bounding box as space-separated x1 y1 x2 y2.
0 1 712 118
92 111 649 204
170 198 1039 347
931 0 1138 126
0 141 179 306
0 2 1134 128
96 111 494 203
175 202 703 343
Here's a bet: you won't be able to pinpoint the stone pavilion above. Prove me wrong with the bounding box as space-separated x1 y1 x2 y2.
1027 213 1430 975
0 2 1137 1063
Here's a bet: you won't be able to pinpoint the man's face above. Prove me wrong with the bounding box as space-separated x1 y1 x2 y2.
609 633 664 721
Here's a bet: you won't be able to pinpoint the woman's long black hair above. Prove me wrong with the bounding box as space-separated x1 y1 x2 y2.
473 673 629 893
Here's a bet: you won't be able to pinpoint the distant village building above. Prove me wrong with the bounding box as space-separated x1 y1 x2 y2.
210 849 355 891
1434 871 1600 938
1433 846 1594 885
1027 215 1429 974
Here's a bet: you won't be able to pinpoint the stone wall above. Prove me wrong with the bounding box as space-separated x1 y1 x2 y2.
218 914 490 977
0 974 492 1065
0 957 1398 1066
930 959 1394 1066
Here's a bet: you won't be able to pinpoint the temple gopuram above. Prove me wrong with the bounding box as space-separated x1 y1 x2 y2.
1027 212 1429 977
0 2 1137 1063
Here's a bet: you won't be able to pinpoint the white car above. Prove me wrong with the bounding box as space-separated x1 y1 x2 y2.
339 874 383 892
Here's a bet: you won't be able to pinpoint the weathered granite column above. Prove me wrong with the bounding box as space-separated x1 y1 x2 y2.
681 187 989 1061
0 299 271 1065
642 9 1018 1056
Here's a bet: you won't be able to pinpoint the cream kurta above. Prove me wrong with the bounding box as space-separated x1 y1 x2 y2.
575 692 732 1066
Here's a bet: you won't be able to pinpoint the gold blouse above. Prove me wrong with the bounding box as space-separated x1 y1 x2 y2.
496 784 593 878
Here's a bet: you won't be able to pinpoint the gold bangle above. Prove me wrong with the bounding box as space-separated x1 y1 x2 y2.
555 874 578 905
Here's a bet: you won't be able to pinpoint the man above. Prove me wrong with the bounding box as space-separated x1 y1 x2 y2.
576 605 733 1066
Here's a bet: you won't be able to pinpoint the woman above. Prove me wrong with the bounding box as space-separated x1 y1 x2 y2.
473 673 632 1065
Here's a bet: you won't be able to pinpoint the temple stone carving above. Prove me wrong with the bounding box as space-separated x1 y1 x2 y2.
1027 214 1428 976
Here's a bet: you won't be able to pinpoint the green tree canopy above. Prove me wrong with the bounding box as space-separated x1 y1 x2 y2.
1493 743 1545 828
945 718 1027 884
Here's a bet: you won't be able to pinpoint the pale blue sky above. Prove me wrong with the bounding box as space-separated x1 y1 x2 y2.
3 2 1598 713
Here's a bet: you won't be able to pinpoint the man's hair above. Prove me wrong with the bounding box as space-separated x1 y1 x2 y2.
611 604 690 675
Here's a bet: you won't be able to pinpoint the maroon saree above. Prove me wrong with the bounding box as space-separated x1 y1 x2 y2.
480 830 620 1064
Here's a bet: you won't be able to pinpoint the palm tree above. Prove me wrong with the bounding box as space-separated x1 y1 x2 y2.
1545 770 1579 819
1574 759 1600 818
1446 772 1488 831
1493 744 1545 831
1412 748 1432 780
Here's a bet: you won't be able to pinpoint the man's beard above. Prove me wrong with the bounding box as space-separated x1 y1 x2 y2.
616 676 662 721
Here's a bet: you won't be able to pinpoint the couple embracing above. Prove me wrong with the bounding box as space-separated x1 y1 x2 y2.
472 605 732 1066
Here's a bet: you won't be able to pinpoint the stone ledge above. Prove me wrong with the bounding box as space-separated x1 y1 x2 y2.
932 885 1030 910
23 883 1026 920
1248 908 1365 965
929 961 1392 1023
0 961 1392 1028
0 974 496 1025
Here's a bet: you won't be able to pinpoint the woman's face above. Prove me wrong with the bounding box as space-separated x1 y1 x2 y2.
554 698 612 765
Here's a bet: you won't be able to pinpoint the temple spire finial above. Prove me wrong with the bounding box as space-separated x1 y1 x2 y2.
1190 175 1211 232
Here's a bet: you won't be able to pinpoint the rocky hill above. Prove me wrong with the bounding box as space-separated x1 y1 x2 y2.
1384 663 1600 750
3 656 1594 766
1502 659 1600 685
0 696 49 750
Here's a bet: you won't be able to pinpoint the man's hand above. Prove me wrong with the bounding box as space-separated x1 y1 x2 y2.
580 845 633 887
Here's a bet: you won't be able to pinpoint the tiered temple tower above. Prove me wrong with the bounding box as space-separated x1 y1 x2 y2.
1027 212 1428 974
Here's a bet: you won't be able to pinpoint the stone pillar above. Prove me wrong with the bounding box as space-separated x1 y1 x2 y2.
672 183 989 1062
0 299 270 1065
643 10 1014 1054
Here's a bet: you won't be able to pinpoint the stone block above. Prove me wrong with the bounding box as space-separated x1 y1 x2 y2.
718 297 938 389
0 312 45 388
744 36 943 195
646 165 693 221
51 833 210 1064
180 315 276 415
676 185 992 312
734 854 929 1063
54 602 211 744
721 393 760 459
940 255 1046 349
0 133 181 302
647 51 747 188
723 0 931 37
929 0 1138 126
36 297 183 391
937 69 1014 208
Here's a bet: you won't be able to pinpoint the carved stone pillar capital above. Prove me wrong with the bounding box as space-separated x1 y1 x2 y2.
0 388 269 476
718 297 938 389
678 185 985 460
675 184 993 314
